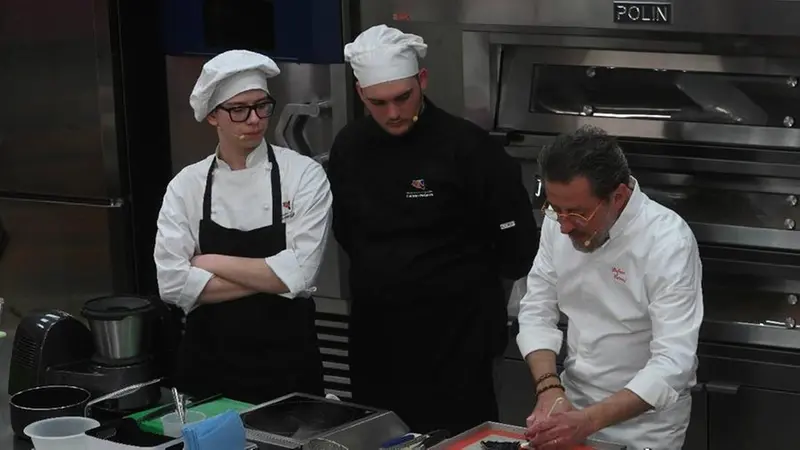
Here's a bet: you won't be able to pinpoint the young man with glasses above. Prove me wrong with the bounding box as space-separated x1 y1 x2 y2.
153 49 333 404
517 125 704 449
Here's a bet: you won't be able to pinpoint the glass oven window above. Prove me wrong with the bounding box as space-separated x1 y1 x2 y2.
703 276 800 330
529 65 800 128
636 174 800 231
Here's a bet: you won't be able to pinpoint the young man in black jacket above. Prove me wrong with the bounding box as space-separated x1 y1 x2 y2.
327 24 539 435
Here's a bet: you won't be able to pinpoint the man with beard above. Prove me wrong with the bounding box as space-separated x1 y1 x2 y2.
516 125 704 450
327 25 538 434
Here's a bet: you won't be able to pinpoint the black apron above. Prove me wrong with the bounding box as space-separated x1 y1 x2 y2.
174 144 324 405
348 280 506 436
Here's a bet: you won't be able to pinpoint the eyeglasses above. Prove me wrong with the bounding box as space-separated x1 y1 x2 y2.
541 201 602 227
217 98 276 123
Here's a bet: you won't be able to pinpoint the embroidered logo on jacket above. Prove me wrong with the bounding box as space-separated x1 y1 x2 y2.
406 179 434 199
612 267 627 283
500 221 516 230
281 200 294 220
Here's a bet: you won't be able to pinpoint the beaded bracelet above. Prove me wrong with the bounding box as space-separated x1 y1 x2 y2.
535 372 560 386
536 383 565 396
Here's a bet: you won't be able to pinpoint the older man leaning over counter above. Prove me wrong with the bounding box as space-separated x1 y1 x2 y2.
516 125 704 450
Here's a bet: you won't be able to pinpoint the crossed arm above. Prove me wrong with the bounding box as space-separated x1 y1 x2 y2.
190 254 287 303
154 163 333 313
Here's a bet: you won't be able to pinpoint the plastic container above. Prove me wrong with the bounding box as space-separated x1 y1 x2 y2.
160 410 206 438
23 416 100 450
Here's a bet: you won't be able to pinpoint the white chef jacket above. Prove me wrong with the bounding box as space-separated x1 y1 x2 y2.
517 178 703 450
154 140 333 313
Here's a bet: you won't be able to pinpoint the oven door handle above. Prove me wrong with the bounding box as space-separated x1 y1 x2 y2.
531 175 546 209
274 100 332 167
705 381 740 396
0 214 8 264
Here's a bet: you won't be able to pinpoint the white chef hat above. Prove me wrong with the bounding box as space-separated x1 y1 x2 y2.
189 49 281 122
343 24 428 88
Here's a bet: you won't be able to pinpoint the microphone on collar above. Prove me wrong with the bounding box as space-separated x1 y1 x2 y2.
584 230 599 248
412 100 426 123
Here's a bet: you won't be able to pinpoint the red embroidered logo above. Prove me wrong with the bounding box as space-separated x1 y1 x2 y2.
612 267 627 283
410 179 426 190
282 201 291 210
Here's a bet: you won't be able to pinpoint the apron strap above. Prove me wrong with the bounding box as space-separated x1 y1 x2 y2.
200 143 283 224
202 158 217 221
266 143 282 225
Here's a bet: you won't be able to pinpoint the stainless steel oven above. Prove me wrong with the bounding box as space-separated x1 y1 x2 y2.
359 0 800 447
482 36 800 350
491 38 800 350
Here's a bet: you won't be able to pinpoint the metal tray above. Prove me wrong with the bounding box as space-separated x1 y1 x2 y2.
429 422 626 450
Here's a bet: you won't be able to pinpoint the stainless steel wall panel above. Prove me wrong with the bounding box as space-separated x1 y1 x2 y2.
0 0 121 199
0 199 118 319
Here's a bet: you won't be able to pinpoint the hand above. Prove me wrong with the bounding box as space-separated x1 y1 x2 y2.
526 389 573 431
526 409 595 450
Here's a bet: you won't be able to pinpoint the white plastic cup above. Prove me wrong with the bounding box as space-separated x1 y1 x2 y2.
161 410 206 438
23 416 100 450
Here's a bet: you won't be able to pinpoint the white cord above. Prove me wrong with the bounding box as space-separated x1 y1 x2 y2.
546 396 565 418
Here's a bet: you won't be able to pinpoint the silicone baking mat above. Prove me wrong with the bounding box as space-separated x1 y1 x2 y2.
439 428 594 450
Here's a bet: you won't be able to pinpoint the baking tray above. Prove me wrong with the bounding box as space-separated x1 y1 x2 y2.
429 422 626 450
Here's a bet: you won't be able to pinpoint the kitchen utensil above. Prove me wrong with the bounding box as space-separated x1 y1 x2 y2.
23 416 100 450
161 410 207 438
242 399 366 439
380 433 417 449
9 385 92 438
305 437 349 449
421 429 450 447
0 297 7 336
82 295 154 361
382 434 424 449
84 378 164 417
171 387 186 424
240 392 407 449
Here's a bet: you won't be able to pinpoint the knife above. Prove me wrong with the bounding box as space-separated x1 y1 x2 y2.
421 429 450 447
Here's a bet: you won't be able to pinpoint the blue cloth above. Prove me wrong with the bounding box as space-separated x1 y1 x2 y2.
181 410 246 450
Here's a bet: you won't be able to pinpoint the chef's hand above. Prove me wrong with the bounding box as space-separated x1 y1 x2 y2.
526 389 573 431
526 409 595 450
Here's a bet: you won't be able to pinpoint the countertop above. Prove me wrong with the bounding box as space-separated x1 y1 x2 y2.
0 315 33 450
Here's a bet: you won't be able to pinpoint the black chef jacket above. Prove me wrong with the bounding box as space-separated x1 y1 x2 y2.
327 98 539 435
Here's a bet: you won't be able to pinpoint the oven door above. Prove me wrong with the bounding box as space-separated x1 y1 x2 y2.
497 46 800 150
632 160 800 349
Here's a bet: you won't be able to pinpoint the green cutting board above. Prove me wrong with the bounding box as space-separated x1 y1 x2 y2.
129 398 253 435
